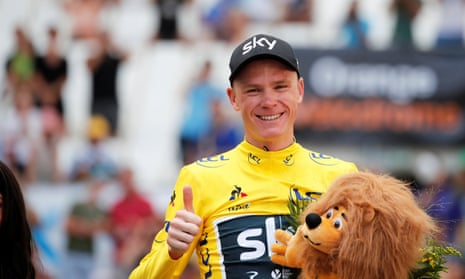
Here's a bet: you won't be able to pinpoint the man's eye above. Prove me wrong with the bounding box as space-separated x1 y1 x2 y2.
276 85 288 90
246 88 258 93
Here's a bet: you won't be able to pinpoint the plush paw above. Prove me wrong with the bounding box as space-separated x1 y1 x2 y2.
271 229 300 268
271 242 288 266
275 229 293 244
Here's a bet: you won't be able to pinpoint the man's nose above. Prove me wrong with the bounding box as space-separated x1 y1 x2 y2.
261 89 278 106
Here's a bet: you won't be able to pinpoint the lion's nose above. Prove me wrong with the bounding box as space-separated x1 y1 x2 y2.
305 213 321 229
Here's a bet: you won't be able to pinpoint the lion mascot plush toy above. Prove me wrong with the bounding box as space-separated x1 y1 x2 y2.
271 171 437 279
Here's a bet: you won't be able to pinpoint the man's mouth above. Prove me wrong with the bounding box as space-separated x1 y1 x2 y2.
258 112 283 121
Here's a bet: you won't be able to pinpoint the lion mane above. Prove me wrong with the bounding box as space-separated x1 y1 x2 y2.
295 171 437 279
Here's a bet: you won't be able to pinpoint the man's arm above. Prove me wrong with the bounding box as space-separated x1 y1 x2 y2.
128 234 191 279
129 185 202 279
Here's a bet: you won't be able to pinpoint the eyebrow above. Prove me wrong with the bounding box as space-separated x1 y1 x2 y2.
341 212 347 221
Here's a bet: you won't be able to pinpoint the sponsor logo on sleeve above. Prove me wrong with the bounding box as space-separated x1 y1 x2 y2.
196 154 230 168
309 152 340 166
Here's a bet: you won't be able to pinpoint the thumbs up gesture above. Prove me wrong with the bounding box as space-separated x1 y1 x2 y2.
167 186 202 260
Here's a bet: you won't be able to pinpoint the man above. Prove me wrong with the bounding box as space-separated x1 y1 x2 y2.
65 181 107 279
109 168 164 278
129 34 357 279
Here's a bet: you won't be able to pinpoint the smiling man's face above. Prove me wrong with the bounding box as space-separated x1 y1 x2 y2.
227 59 304 151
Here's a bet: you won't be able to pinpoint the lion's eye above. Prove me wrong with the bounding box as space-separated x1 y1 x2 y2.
333 218 343 230
326 209 334 219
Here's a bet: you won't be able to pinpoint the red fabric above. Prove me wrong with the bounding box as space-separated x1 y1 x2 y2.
110 194 154 228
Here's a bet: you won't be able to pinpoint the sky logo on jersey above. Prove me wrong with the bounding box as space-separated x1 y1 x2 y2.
216 215 297 278
229 185 248 200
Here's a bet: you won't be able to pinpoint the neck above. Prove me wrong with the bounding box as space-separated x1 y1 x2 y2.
246 136 295 151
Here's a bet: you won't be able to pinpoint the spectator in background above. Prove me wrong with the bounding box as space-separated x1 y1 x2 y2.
3 84 43 184
216 7 249 44
422 171 462 244
202 0 248 43
390 0 422 49
200 99 243 157
0 160 36 278
65 180 108 279
202 0 237 38
340 0 369 49
34 26 68 182
152 0 191 41
5 26 37 94
236 0 284 22
34 26 68 130
441 151 465 279
63 0 106 40
448 218 465 279
108 167 163 278
179 60 225 164
70 115 118 182
283 0 313 22
86 31 127 136
417 150 465 279
434 0 465 50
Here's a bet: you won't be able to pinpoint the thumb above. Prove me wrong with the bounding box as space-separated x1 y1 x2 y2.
183 185 195 213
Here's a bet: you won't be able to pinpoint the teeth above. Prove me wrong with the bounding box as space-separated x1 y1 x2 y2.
259 113 281 121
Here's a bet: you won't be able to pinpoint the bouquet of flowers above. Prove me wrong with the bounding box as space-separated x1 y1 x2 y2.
409 239 462 279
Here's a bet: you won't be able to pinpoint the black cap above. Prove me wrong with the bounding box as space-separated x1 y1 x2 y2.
229 34 300 85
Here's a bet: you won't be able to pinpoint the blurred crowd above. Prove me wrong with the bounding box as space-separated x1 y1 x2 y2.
402 150 465 279
0 0 464 278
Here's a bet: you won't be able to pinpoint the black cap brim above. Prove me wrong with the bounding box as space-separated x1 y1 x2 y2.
228 34 300 85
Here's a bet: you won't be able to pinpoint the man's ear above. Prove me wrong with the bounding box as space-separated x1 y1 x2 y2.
227 87 240 111
297 77 304 103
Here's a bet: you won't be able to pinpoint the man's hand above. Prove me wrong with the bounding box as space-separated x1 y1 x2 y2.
167 186 202 260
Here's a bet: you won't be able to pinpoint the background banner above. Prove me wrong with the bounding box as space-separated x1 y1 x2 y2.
294 49 465 146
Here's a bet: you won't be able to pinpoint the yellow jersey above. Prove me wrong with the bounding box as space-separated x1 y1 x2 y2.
129 141 357 279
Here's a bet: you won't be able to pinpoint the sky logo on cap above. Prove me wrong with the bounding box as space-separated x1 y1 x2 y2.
242 36 277 55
